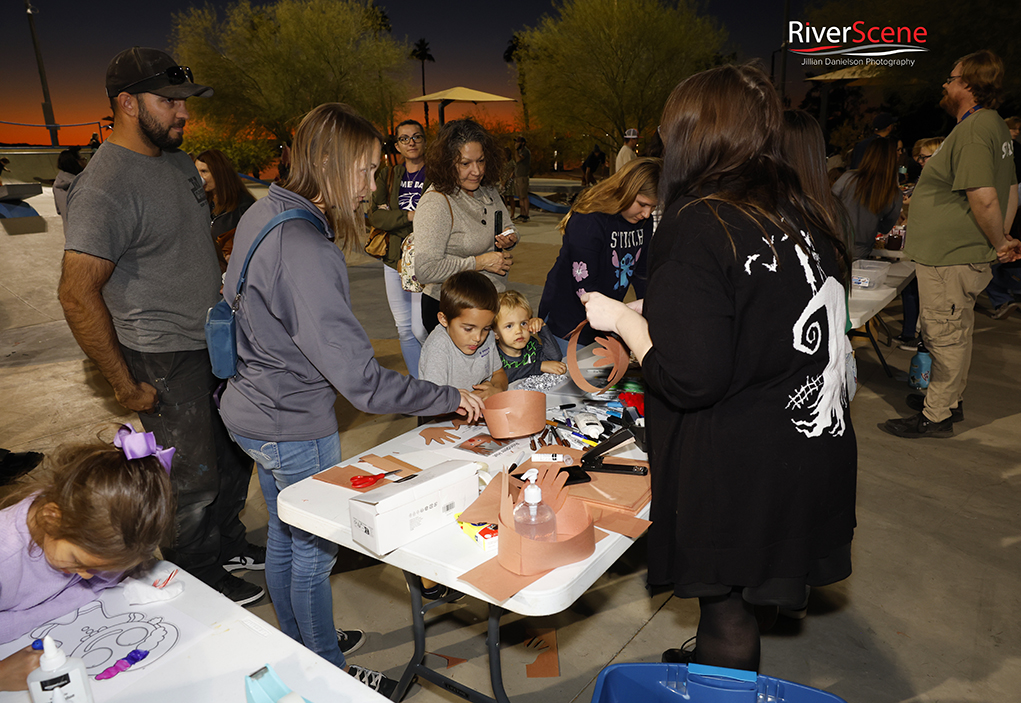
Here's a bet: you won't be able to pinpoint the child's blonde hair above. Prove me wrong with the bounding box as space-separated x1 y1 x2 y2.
497 290 533 320
2 438 175 572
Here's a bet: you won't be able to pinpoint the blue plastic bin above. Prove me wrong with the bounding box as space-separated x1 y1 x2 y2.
591 663 847 703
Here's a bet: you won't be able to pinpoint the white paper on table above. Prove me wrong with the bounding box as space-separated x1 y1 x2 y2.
0 586 211 701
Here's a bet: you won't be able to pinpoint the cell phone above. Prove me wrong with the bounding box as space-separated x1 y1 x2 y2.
495 211 503 251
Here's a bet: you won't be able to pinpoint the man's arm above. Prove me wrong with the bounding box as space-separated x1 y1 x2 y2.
966 187 1020 262
58 251 157 412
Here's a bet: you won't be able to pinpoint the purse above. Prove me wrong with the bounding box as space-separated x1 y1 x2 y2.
399 192 452 293
364 164 396 260
206 209 326 379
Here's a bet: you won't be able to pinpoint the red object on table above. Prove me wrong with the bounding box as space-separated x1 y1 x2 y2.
350 469 400 489
618 392 644 416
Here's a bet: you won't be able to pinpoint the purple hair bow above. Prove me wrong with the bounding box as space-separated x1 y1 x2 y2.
114 425 175 475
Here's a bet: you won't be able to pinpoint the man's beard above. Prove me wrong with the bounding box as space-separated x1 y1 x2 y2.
939 90 959 118
138 99 185 151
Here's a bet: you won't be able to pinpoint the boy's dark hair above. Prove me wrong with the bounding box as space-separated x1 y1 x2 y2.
440 271 499 320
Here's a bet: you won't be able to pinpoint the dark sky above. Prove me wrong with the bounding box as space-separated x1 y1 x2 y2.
1 0 804 144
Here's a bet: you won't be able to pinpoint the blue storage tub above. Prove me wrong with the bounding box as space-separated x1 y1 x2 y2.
592 663 847 703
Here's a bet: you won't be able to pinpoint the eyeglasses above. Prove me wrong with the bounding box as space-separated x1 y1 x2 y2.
918 154 932 163
944 75 962 85
397 133 425 145
120 65 194 93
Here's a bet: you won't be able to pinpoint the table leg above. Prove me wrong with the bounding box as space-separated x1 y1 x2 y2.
864 320 894 377
392 572 509 703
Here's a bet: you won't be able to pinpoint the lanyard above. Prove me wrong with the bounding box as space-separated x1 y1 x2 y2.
958 104 983 123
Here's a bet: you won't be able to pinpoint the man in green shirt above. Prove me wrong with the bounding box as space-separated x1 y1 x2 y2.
883 50 1019 439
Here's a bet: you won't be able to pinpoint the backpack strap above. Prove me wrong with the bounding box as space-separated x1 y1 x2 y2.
231 208 326 310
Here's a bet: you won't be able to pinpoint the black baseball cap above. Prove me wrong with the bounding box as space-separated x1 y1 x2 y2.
106 47 213 99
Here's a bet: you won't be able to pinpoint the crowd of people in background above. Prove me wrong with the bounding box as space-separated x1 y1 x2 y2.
2 41 1018 696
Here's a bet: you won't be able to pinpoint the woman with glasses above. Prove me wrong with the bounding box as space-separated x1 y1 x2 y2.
414 118 517 334
368 120 429 376
831 137 903 261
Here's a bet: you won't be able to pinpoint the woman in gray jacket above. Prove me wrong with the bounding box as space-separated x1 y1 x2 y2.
220 103 482 697
414 119 518 332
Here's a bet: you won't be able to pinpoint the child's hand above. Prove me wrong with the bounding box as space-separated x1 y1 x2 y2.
527 317 544 334
0 647 43 691
541 360 567 375
472 381 501 400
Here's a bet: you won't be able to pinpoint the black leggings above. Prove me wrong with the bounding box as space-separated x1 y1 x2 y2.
695 589 761 671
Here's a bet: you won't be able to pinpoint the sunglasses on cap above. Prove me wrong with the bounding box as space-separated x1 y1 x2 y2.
120 65 195 94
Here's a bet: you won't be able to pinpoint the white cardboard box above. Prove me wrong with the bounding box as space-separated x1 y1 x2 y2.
350 460 481 555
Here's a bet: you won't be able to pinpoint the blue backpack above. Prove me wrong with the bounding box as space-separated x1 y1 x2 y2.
205 209 326 379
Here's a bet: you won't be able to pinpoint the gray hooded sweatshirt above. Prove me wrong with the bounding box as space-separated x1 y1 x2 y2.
219 185 459 442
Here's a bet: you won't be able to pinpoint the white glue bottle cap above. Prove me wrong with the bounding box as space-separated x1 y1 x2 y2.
39 636 67 672
50 685 68 703
521 468 542 505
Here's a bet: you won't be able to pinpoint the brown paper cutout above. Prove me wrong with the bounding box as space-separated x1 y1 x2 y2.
589 507 652 539
427 652 467 669
565 321 630 395
359 454 421 476
451 415 482 430
458 476 517 525
420 427 460 446
497 472 596 576
481 390 547 439
524 628 560 678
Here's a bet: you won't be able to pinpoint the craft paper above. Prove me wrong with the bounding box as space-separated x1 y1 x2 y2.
313 454 421 492
565 321 629 394
524 628 560 678
420 427 460 445
589 507 652 539
481 389 547 439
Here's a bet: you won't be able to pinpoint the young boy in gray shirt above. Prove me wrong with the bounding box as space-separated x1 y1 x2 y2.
419 271 508 400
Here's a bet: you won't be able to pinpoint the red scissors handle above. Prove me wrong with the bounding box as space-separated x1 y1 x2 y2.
350 469 401 488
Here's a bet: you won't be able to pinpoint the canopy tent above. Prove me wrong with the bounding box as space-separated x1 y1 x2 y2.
805 64 889 86
408 87 516 125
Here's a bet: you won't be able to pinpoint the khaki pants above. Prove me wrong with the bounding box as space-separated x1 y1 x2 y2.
916 262 992 422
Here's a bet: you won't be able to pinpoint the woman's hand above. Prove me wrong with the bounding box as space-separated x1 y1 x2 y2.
0 647 43 691
455 388 485 422
626 299 644 315
476 251 513 276
495 229 518 249
581 292 631 334
527 317 544 334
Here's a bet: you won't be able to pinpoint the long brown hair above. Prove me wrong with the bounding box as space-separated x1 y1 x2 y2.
3 439 175 572
851 137 899 215
197 148 253 216
424 119 504 195
284 103 383 251
559 157 661 234
781 110 847 249
659 64 848 282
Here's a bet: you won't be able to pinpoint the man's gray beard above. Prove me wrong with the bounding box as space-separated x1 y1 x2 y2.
138 99 184 151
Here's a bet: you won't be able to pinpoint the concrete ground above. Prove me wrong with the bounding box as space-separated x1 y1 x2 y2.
2 187 1020 703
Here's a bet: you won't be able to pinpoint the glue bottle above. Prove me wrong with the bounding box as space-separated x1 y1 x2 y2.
26 636 93 703
513 468 557 542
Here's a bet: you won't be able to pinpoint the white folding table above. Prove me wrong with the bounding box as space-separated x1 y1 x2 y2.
278 371 649 703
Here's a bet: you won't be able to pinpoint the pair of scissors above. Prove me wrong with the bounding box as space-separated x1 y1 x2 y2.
350 469 401 489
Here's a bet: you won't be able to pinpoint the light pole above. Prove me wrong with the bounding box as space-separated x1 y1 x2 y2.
25 0 59 146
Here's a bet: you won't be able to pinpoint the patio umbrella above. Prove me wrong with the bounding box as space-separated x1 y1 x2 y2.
408 87 516 125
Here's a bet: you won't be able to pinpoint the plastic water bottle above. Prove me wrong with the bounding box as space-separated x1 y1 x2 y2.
909 342 932 390
513 468 557 542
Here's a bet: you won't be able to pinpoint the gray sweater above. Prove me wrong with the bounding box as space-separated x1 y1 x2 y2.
832 171 903 261
412 185 512 300
219 185 459 442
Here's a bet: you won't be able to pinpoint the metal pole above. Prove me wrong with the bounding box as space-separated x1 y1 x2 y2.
25 0 59 146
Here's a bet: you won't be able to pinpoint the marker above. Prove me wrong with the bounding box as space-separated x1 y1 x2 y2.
530 453 575 465
557 403 577 410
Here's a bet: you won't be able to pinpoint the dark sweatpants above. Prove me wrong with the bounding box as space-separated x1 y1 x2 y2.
121 346 250 586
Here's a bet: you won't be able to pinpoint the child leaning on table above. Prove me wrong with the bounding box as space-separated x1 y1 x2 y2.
494 290 567 382
419 270 509 400
0 427 175 692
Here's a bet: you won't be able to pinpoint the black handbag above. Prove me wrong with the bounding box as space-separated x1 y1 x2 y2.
206 208 325 379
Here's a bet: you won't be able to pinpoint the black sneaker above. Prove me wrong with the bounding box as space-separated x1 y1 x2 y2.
336 628 365 656
894 335 919 351
991 301 1019 319
0 450 44 486
213 573 265 606
421 582 464 602
906 394 963 423
662 636 697 664
347 665 398 698
224 543 267 572
879 412 953 439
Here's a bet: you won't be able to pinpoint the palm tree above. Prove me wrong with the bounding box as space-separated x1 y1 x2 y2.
410 38 435 127
504 34 529 130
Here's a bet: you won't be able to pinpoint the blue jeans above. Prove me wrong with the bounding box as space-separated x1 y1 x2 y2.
383 265 425 377
985 262 1021 307
230 432 345 668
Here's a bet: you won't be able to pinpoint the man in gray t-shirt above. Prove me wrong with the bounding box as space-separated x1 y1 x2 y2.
58 47 262 604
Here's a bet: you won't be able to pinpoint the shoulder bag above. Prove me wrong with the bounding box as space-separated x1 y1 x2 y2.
399 191 452 293
364 164 396 259
206 209 326 379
